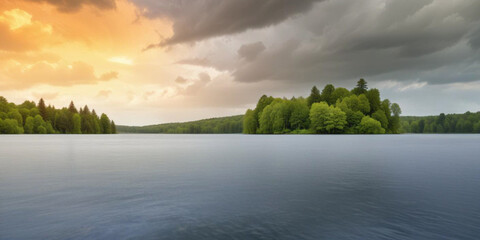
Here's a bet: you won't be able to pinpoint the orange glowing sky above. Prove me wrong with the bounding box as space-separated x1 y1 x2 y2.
1 0 480 125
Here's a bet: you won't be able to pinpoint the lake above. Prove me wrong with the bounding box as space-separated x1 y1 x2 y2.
0 134 479 239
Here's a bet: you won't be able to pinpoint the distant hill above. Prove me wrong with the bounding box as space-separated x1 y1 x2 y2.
117 115 243 134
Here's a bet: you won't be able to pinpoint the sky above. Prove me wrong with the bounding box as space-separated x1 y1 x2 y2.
0 0 479 126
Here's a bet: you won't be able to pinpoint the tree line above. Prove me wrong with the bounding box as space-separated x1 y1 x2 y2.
401 112 480 133
0 96 116 134
117 115 243 134
243 79 402 134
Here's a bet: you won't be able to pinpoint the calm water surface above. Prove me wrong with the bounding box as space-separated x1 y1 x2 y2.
1 134 479 239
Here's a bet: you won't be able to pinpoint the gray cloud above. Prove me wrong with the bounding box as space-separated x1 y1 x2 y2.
238 41 266 61
155 0 480 119
136 0 321 48
216 0 480 85
24 0 116 12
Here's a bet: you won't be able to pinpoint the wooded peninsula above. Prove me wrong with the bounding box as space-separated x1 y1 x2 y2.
0 97 116 134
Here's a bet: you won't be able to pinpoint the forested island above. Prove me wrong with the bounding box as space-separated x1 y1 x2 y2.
0 97 116 134
243 80 401 134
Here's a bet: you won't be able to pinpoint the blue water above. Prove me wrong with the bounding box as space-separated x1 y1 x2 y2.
0 134 479 239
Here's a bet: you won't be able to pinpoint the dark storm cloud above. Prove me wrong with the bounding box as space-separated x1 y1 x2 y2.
24 0 116 12
238 42 266 61
228 0 480 85
136 0 322 48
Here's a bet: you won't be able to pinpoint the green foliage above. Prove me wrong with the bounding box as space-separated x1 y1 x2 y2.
372 110 388 129
401 111 480 133
0 119 22 134
320 84 335 105
243 109 257 134
310 102 347 133
33 115 46 134
243 79 399 134
253 95 274 128
0 96 115 134
309 102 330 133
73 113 82 134
111 121 117 134
118 115 244 134
100 113 111 134
352 78 368 95
331 87 351 104
38 98 47 121
8 109 23 126
37 126 47 134
336 94 370 114
365 89 381 114
324 106 347 133
359 116 385 134
289 98 309 130
24 117 34 134
307 86 321 107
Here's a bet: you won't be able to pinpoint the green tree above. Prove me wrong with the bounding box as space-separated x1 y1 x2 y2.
24 116 34 134
8 109 23 126
390 103 402 133
73 113 82 134
37 126 47 134
253 95 274 127
331 87 351 104
324 106 347 133
0 119 22 134
474 121 480 133
33 115 46 134
307 86 321 107
38 98 47 121
320 84 335 105
111 121 117 134
243 109 257 134
54 109 70 133
259 104 274 133
100 113 111 134
372 110 389 129
68 101 78 114
336 94 369 114
289 98 309 130
365 88 381 114
352 79 368 95
310 102 346 133
359 116 385 134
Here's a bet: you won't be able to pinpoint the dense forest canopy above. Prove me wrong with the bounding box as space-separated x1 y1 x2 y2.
243 79 402 134
117 115 243 134
0 97 116 134
401 112 480 133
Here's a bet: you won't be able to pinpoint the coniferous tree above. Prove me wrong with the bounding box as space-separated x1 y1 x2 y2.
68 101 78 114
352 79 368 95
320 84 335 105
307 86 321 107
38 98 47 121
